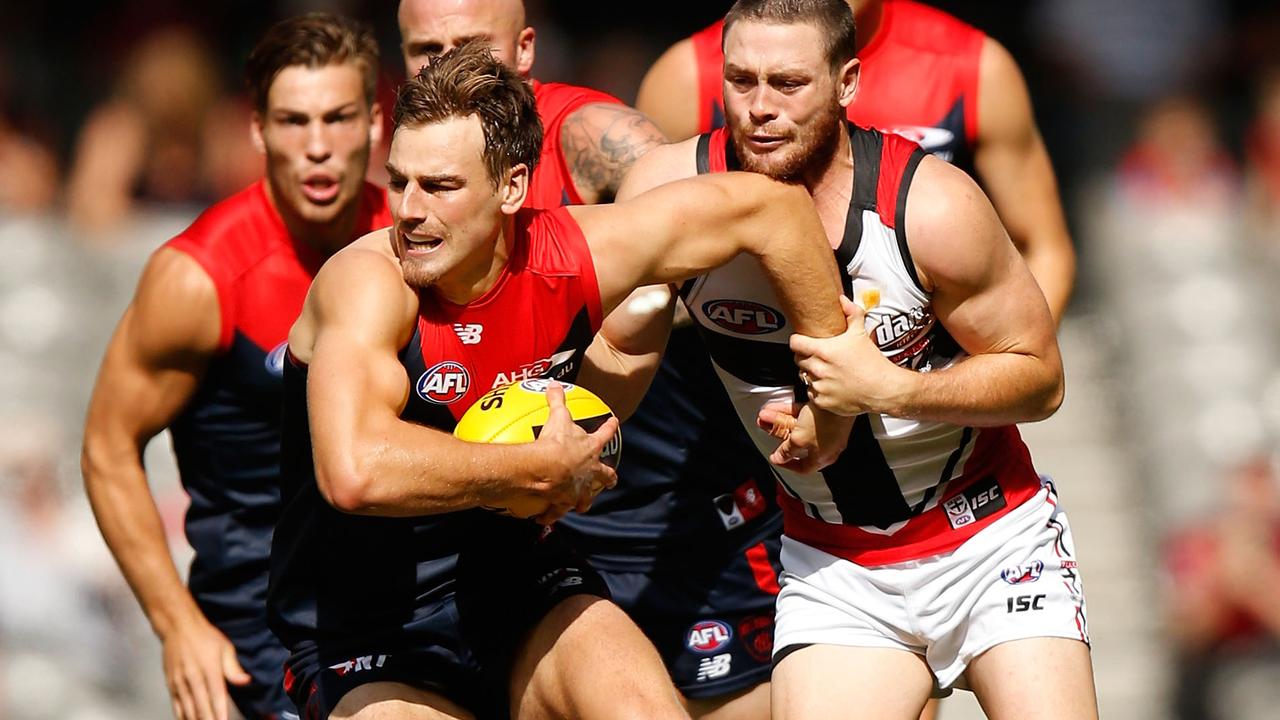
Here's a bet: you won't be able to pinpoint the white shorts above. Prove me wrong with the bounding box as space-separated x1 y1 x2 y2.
773 481 1089 690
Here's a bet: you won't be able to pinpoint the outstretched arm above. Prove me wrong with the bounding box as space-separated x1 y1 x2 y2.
974 37 1075 324
574 170 845 338
82 248 250 720
298 246 618 520
560 102 668 204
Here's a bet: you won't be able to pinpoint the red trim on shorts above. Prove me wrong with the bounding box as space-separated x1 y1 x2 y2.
745 541 781 595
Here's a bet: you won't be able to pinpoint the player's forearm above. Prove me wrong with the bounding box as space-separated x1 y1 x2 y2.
81 443 203 638
578 287 676 420
749 191 845 338
884 352 1063 426
318 424 545 517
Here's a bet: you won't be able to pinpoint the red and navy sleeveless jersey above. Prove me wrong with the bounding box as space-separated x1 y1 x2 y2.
163 180 389 625
690 1 985 173
526 80 624 209
689 126 1042 565
269 207 604 645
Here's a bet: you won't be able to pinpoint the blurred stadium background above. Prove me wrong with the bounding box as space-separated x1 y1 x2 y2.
2 1 1279 718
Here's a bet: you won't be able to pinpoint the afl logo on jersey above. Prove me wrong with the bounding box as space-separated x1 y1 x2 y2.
702 300 785 335
416 361 471 404
686 620 733 654
265 342 289 377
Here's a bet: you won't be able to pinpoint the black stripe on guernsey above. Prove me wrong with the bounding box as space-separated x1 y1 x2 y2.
821 414 912 528
697 327 800 388
894 148 928 293
911 425 973 514
835 126 884 295
695 133 712 175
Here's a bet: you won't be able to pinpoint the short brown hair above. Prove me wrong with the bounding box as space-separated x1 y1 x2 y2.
724 0 858 72
245 13 380 113
393 39 542 187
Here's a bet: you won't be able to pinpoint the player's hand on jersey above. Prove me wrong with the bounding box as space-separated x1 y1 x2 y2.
758 402 853 474
791 295 910 417
527 380 619 525
160 612 251 720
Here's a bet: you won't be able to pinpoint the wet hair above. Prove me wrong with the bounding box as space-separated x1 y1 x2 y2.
724 0 858 71
244 12 379 113
393 39 542 186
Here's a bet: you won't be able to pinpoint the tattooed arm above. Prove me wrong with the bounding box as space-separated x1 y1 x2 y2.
560 103 668 204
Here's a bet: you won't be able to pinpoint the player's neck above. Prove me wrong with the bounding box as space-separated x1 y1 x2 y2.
432 216 515 305
266 183 361 259
804 124 855 244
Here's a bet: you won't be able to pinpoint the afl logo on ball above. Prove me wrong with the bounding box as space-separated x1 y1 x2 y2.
416 361 470 404
702 299 785 335
686 620 733 654
519 378 577 394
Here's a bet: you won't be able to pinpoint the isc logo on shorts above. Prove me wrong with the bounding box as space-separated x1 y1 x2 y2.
416 361 470 404
687 620 733 654
702 299 785 335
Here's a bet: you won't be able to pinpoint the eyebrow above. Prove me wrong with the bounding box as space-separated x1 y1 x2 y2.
271 102 360 117
384 165 467 185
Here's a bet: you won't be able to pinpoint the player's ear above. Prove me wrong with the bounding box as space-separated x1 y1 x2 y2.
368 101 384 148
515 26 535 77
837 57 860 108
250 112 267 155
499 162 529 215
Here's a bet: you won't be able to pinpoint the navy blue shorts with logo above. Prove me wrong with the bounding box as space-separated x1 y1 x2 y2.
281 530 608 720
216 616 297 720
600 533 782 699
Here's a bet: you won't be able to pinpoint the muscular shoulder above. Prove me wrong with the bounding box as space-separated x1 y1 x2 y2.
559 98 668 204
613 136 701 200
975 37 1035 148
131 246 222 359
636 38 701 141
904 155 1008 289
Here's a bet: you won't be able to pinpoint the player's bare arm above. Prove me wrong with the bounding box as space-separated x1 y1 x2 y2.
790 155 1063 426
560 102 668 204
577 285 677 420
974 37 1075 324
81 248 251 720
295 238 617 518
575 170 845 338
635 37 703 141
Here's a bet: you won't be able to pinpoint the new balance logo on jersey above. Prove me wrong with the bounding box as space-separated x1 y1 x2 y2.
942 477 1007 530
328 654 389 677
453 323 483 344
702 299 785 335
696 654 732 681
416 361 470 404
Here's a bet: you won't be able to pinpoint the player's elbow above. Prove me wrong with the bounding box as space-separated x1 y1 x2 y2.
316 463 375 514
1027 364 1065 422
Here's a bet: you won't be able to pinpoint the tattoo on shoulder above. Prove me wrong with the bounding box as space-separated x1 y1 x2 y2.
560 104 666 203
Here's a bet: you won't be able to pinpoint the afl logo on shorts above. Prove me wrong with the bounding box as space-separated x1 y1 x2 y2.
702 299 785 335
686 620 733 654
1000 560 1044 585
265 342 288 377
416 361 470 404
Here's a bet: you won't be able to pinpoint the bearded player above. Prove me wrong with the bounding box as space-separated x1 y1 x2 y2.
614 1 1097 718
267 41 850 720
82 14 390 720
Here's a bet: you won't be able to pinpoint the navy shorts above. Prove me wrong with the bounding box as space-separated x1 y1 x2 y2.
600 533 782 699
212 616 296 720
282 529 609 719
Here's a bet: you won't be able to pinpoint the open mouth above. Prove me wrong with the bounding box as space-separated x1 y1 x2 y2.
402 232 444 255
301 175 340 204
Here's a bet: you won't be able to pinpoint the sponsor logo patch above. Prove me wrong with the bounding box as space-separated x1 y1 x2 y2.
1007 594 1047 613
1000 560 1044 585
453 323 483 345
494 349 578 387
687 620 733 654
327 654 389 677
519 377 577 394
702 299 785 335
942 476 1006 530
416 361 470 404
696 653 733 681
